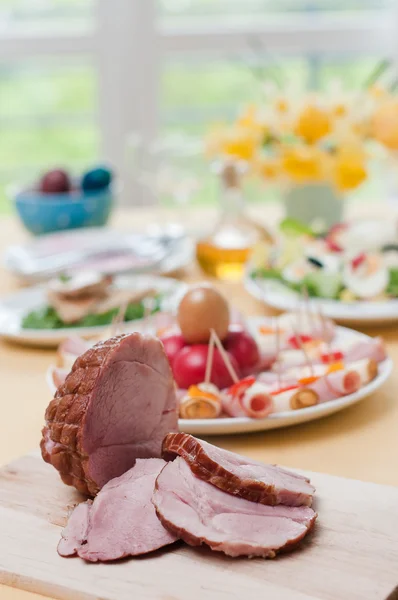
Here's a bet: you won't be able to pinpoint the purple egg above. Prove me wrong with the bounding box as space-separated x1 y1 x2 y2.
40 169 71 194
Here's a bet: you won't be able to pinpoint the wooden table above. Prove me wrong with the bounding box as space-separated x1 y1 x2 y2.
0 206 397 600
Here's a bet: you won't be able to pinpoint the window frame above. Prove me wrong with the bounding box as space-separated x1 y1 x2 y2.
0 0 397 203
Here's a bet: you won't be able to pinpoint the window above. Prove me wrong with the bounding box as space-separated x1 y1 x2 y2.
0 0 397 210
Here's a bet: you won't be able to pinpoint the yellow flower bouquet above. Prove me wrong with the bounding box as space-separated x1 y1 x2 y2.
208 78 398 220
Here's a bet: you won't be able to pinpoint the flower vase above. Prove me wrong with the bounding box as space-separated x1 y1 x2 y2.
283 183 344 230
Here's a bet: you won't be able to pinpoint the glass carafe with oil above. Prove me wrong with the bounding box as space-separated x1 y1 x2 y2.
196 161 272 281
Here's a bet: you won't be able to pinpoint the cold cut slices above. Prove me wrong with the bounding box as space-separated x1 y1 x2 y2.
162 433 314 507
58 500 92 557
58 459 177 562
153 457 316 558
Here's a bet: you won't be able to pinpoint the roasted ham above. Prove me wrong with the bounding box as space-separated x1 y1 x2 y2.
41 333 178 496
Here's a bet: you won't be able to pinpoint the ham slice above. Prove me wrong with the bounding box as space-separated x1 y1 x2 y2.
343 337 386 364
58 500 92 557
222 382 274 419
162 433 314 507
349 358 378 385
58 459 177 562
57 336 90 370
305 368 361 404
153 457 316 558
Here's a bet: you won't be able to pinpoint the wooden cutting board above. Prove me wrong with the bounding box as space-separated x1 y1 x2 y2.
0 452 397 600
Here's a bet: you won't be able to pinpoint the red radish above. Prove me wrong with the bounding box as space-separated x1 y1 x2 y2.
326 238 343 253
160 333 186 366
326 222 347 252
224 326 260 373
351 252 366 270
173 345 241 390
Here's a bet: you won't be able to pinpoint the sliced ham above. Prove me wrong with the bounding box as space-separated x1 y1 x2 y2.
222 381 274 419
93 287 156 315
58 500 92 557
47 290 100 324
343 337 386 364
305 368 361 404
153 457 316 558
277 311 335 343
271 386 318 412
58 459 177 562
57 336 90 370
41 333 178 496
349 358 378 385
273 337 385 374
48 272 112 300
162 433 314 507
52 367 68 389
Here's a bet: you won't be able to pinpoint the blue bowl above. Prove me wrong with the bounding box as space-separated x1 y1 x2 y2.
13 186 114 236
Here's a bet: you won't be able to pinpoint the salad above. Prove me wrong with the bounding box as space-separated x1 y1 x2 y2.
22 271 161 330
250 218 398 301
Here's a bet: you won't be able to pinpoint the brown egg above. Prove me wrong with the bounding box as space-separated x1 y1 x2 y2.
177 284 230 344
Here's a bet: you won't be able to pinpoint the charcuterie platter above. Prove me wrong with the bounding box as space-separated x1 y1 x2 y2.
46 283 392 435
46 318 391 434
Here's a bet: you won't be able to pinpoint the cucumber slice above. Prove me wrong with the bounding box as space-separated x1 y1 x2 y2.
279 217 315 238
302 271 343 299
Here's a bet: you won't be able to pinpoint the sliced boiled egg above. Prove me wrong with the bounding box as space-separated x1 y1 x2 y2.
338 220 397 255
343 253 389 299
282 259 314 284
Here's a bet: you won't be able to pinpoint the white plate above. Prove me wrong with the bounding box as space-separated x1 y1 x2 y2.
245 274 398 325
3 226 194 282
0 275 186 348
45 316 392 435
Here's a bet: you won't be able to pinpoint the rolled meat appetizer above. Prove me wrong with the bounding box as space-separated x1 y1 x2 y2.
180 383 222 419
277 311 336 343
307 368 361 403
57 335 90 369
342 337 386 364
345 358 378 385
52 367 69 389
223 379 274 419
271 386 319 412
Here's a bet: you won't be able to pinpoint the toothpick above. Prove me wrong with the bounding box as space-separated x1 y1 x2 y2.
111 299 129 337
295 294 302 332
275 317 282 390
211 329 239 384
143 296 155 334
303 285 313 331
318 306 332 362
292 323 314 377
205 331 215 385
